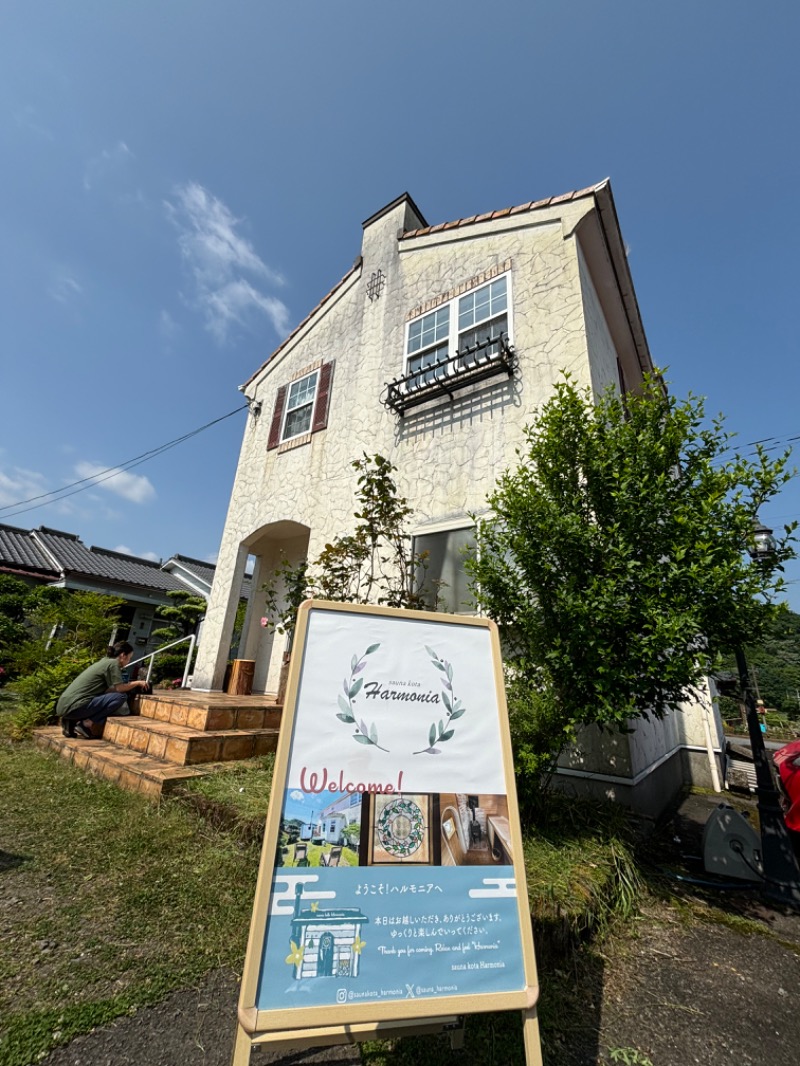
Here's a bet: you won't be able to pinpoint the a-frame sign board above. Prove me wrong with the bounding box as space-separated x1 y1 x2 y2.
233 601 542 1065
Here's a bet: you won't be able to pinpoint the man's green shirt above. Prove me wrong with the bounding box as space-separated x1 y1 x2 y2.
56 657 123 717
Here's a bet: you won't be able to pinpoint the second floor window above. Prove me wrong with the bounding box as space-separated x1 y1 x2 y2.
282 370 319 441
404 274 509 383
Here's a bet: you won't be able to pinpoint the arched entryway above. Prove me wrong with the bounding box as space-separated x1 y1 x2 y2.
238 520 310 696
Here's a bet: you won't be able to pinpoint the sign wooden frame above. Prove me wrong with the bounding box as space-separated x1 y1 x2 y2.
234 601 542 1064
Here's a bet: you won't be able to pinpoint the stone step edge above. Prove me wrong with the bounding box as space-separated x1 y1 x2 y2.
101 719 281 765
33 727 210 793
136 699 282 731
139 693 282 712
106 717 280 740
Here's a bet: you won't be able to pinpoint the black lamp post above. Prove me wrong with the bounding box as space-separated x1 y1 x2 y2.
736 519 800 907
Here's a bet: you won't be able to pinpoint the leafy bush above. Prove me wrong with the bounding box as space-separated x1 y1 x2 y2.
4 652 93 738
147 650 195 686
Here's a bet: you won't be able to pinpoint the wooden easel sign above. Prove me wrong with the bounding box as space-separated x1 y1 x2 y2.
234 601 541 1063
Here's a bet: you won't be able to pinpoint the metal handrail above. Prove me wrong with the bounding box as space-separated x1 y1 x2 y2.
126 633 197 688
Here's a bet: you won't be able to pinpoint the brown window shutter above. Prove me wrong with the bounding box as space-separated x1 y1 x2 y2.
267 385 287 450
311 360 335 433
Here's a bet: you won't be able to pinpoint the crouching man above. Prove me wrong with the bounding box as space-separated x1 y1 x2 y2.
57 640 150 739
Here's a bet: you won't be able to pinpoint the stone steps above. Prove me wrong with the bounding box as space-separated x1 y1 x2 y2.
139 692 281 732
33 689 283 798
34 728 210 800
104 716 278 765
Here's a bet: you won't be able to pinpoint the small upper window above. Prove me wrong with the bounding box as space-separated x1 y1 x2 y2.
281 371 319 441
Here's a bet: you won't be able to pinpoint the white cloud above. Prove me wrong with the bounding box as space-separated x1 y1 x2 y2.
83 140 134 192
74 462 156 505
158 309 180 342
0 466 50 510
114 544 161 562
49 270 83 306
290 790 304 802
13 104 54 141
166 182 289 342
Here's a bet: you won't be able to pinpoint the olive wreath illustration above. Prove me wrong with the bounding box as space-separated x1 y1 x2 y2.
335 642 467 756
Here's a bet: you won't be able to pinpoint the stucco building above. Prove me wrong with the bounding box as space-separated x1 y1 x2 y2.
191 182 724 815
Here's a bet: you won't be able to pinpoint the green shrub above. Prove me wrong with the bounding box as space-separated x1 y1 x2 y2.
4 652 93 738
147 650 195 685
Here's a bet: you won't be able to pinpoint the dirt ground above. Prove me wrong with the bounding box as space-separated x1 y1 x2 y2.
38 793 800 1066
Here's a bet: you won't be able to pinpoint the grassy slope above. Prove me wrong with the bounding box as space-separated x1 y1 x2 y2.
1 741 638 1066
0 742 258 1066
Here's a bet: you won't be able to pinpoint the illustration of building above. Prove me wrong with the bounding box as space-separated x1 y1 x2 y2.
191 182 724 817
288 884 369 980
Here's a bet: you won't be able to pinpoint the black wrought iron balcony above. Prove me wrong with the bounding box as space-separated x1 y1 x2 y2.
382 334 517 416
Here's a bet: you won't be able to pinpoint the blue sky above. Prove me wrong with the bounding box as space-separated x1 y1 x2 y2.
1 2 799 605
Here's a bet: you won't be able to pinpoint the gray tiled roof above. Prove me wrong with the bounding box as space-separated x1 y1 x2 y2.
165 554 251 600
168 554 217 589
0 523 243 600
31 527 186 593
0 523 59 576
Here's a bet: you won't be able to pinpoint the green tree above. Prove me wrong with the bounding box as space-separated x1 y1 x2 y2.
5 588 123 737
467 374 796 792
261 454 430 641
0 575 33 676
16 587 123 672
151 589 207 644
718 608 800 722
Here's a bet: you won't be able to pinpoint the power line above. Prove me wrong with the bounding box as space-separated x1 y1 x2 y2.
0 404 248 521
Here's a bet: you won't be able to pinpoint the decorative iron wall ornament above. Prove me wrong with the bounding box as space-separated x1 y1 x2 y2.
366 269 386 301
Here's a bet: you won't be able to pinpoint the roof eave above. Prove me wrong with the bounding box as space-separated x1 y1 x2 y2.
590 180 655 382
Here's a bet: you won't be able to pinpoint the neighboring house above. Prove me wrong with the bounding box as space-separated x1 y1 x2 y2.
160 553 251 601
0 525 249 658
191 181 724 816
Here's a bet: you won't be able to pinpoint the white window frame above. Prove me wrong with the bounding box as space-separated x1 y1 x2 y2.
280 370 319 443
404 272 512 382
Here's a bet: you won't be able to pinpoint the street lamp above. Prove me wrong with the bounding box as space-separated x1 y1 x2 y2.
736 518 800 907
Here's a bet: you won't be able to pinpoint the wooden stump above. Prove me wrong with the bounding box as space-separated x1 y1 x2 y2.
227 659 255 695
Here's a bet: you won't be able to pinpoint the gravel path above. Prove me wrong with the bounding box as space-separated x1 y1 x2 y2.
40 969 360 1066
37 900 800 1066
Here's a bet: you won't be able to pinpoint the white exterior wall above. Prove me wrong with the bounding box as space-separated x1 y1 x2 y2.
191 188 713 816
194 194 619 692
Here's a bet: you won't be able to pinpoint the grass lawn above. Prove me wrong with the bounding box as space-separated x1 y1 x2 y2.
0 734 640 1066
0 740 259 1066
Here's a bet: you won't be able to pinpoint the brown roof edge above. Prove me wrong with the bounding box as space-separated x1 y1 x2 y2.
590 180 655 380
398 181 605 240
362 192 428 231
0 564 58 581
241 258 363 390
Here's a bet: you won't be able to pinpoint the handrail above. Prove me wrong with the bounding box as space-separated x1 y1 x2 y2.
126 633 197 689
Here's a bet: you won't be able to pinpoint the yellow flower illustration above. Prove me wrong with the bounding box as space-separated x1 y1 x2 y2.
352 934 366 955
310 901 319 912
285 940 305 968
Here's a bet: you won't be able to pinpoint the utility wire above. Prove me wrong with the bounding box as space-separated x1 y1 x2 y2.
0 404 248 521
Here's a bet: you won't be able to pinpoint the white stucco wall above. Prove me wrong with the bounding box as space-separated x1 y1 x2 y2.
194 194 632 691
190 188 717 815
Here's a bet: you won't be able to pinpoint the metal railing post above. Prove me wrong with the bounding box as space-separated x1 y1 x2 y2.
181 634 197 689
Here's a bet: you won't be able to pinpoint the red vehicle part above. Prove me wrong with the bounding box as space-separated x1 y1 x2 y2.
773 740 800 833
